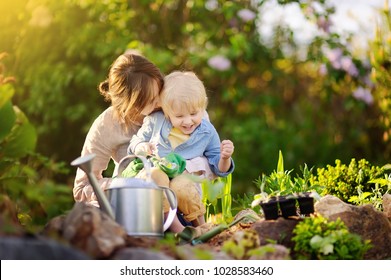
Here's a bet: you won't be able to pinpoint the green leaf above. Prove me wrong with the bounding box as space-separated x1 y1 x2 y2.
1 106 37 158
277 150 284 173
0 83 14 108
0 100 16 142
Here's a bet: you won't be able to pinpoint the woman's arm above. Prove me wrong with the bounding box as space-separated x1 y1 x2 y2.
73 108 138 205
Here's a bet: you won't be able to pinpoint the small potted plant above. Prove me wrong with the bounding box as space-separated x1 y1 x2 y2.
251 174 279 220
278 194 297 218
252 151 296 220
291 164 323 215
252 151 323 219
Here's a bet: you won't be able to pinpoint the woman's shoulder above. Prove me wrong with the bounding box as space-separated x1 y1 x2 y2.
95 107 116 124
88 107 138 140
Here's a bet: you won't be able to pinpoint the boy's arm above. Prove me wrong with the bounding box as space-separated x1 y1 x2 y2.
203 127 235 177
128 115 155 155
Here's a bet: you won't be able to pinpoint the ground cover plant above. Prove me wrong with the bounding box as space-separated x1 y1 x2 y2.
291 215 372 260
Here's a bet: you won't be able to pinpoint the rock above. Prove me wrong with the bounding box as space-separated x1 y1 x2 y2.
249 244 291 260
315 195 391 260
61 202 127 259
176 243 232 260
112 247 174 260
383 194 391 220
0 236 89 260
251 217 301 249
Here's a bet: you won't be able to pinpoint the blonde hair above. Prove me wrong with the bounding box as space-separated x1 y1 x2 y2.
161 71 208 117
99 53 164 126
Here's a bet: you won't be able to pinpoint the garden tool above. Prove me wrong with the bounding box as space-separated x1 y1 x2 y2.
176 212 261 245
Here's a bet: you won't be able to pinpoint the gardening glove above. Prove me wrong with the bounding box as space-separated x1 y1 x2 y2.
151 153 186 178
121 158 144 178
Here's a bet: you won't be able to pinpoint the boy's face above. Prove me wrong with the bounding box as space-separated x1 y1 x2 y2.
167 104 203 135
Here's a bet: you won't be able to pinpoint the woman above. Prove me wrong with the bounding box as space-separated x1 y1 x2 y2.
73 52 163 207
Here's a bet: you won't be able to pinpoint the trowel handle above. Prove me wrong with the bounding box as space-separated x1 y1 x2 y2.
117 155 151 181
162 187 178 232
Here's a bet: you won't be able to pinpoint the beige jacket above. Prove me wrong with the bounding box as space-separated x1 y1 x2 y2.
73 107 140 206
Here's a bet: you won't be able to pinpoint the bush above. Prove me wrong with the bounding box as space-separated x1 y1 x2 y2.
309 158 391 210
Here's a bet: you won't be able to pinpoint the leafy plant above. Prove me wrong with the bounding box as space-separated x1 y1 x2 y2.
221 230 261 260
251 150 322 208
201 173 233 224
310 158 390 210
0 53 73 232
292 215 371 260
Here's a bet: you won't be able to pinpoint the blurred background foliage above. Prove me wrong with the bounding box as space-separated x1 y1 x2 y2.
1 0 391 228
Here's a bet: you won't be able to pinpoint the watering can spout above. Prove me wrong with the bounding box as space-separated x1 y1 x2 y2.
71 153 115 219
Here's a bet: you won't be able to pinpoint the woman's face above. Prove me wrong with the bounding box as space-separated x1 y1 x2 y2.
140 81 161 116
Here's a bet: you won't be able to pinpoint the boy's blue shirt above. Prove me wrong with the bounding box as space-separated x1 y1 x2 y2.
128 111 234 177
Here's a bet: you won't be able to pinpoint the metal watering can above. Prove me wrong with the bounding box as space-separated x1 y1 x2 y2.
71 154 177 237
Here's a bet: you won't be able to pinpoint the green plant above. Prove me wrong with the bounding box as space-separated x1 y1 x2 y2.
221 230 261 260
292 215 371 260
201 173 233 224
251 151 322 208
0 53 73 232
291 164 324 195
232 192 257 214
310 158 390 210
251 151 293 207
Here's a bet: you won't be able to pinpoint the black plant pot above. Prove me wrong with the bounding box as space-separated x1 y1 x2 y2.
297 193 315 215
260 197 279 220
278 196 297 218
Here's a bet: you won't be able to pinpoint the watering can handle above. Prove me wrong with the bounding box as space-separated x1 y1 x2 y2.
117 155 152 182
162 187 178 232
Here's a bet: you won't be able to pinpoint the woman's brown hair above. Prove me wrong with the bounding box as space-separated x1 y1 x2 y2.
99 53 164 127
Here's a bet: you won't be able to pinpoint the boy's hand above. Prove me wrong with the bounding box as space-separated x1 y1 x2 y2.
220 140 234 159
135 142 155 156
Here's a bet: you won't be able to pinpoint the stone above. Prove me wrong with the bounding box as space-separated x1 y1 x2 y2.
251 217 301 250
62 202 127 259
0 236 89 260
112 247 174 260
249 244 291 260
383 194 391 220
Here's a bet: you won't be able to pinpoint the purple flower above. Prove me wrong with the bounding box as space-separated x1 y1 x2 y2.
237 9 256 22
317 16 332 33
353 87 374 105
364 75 374 88
208 55 231 71
326 48 343 70
319 64 328 76
341 56 359 77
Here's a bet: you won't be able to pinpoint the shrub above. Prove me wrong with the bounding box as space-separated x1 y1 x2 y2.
309 158 391 210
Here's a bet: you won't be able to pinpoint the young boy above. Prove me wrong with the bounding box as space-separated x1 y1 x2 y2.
128 71 235 233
